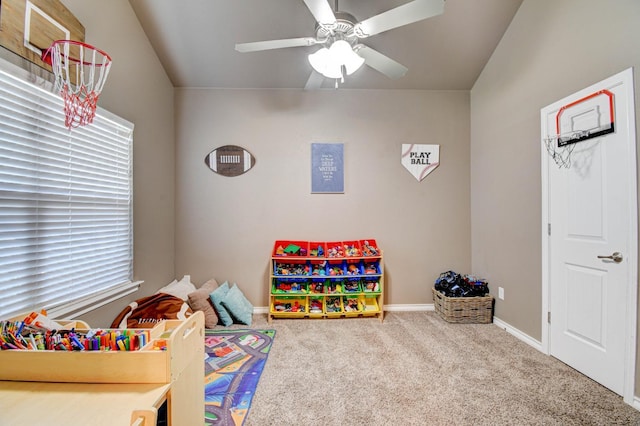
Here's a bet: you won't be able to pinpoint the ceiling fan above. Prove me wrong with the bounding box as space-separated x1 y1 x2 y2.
234 0 445 89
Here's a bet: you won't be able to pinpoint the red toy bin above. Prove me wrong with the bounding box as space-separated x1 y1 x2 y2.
325 241 345 258
326 259 346 276
342 240 361 257
273 259 310 276
308 241 327 257
359 239 380 257
273 240 309 257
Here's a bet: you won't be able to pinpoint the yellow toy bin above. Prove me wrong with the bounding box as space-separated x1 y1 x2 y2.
361 296 381 316
270 296 308 318
308 296 325 318
324 296 344 317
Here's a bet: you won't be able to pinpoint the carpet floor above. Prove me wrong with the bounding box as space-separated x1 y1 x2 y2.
226 311 640 425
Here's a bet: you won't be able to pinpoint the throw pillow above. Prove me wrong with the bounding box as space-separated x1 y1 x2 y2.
187 278 219 328
221 283 253 326
209 281 233 326
157 275 197 301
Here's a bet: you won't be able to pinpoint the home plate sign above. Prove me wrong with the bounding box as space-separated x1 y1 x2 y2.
401 144 440 181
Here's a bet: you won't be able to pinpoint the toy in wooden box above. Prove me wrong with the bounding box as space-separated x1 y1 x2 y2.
432 288 494 324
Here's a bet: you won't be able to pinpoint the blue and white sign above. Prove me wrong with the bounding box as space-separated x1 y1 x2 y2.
311 143 344 193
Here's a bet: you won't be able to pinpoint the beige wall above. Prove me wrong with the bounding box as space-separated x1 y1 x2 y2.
175 89 470 306
61 0 176 327
470 0 640 388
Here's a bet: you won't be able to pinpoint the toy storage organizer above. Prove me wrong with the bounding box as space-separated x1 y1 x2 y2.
0 311 205 426
269 239 384 322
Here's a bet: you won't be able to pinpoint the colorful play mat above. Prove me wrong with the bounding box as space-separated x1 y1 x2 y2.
204 329 275 425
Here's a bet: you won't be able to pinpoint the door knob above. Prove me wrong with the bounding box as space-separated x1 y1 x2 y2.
597 252 623 263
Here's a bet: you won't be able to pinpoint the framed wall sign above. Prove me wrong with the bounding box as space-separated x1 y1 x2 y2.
311 143 344 193
401 144 440 181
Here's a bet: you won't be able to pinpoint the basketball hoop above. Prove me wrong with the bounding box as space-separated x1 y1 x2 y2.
41 40 112 129
544 89 615 169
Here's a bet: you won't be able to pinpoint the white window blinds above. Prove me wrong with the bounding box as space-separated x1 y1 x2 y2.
0 61 137 319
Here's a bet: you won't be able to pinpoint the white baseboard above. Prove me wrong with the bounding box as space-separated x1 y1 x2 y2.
384 303 433 312
492 316 543 352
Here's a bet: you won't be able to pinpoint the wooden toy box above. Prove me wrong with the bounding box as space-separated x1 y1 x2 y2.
0 311 205 425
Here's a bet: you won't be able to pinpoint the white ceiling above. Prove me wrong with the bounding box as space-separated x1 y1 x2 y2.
128 0 523 90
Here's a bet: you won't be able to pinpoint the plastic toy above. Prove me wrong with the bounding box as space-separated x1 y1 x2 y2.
347 264 359 275
362 240 379 256
344 298 360 312
309 299 323 313
364 263 378 274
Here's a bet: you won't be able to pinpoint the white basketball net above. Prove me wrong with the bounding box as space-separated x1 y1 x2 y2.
47 41 112 129
544 136 575 168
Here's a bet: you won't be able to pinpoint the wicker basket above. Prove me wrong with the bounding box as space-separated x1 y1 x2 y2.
432 288 494 324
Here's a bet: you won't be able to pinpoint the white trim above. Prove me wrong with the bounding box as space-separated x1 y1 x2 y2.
493 316 543 352
622 68 638 405
384 304 433 312
633 396 640 412
253 306 269 315
540 67 638 405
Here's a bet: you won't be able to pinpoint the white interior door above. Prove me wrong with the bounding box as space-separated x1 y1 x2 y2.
541 68 637 399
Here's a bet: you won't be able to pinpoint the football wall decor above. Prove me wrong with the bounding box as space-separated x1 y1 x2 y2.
205 145 256 177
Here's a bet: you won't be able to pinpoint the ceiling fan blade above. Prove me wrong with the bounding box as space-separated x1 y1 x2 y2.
357 46 408 79
354 0 444 38
304 71 325 90
302 0 337 26
235 37 318 53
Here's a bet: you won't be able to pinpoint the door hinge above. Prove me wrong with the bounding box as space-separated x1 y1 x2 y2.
547 311 551 323
548 223 551 236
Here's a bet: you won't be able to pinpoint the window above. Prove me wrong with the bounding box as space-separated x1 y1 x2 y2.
0 58 138 319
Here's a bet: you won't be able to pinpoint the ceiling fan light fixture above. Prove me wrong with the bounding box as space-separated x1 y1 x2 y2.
308 40 364 79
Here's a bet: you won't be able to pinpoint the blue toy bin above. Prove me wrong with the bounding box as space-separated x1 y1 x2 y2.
273 259 310 276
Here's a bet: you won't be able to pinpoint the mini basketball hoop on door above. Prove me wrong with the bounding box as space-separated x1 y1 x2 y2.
41 40 112 129
544 89 615 168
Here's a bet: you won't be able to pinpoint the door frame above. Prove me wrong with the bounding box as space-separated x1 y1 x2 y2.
540 67 638 404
